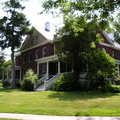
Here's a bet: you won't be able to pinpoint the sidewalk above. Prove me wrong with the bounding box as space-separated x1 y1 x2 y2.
0 113 120 120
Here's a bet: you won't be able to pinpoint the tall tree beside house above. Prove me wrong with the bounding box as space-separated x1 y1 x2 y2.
0 51 5 80
53 19 109 89
41 0 118 90
0 0 31 88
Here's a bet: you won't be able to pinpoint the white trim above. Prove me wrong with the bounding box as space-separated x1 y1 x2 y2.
102 31 114 45
42 47 46 58
99 42 112 47
35 55 58 64
21 40 51 53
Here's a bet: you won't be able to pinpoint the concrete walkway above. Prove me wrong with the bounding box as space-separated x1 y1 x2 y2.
0 113 120 120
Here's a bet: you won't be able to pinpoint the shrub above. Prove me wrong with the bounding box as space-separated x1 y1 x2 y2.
115 75 120 85
20 69 38 91
2 80 11 88
107 85 120 93
52 72 76 91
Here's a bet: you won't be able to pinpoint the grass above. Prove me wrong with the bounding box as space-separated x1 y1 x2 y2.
0 89 120 117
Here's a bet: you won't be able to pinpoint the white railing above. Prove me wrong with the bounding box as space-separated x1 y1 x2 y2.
44 73 63 90
34 74 47 89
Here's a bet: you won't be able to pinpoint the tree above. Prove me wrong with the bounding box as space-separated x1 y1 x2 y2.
0 0 31 88
41 0 118 89
41 0 120 35
53 19 105 89
0 51 5 79
86 49 117 91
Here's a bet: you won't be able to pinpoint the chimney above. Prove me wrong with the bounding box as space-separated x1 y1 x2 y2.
45 22 50 32
108 33 114 40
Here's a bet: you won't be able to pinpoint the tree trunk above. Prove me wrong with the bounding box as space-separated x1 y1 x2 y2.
11 48 16 88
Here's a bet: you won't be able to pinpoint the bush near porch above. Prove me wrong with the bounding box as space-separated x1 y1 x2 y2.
52 73 120 93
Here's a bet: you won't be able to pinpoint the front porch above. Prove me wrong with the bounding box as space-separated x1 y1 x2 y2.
2 66 22 83
35 55 72 90
36 55 72 79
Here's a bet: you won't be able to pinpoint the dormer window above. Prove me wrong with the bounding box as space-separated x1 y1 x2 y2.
35 50 39 59
42 47 46 57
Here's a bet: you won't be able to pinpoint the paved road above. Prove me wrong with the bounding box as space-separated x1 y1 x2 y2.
0 113 120 120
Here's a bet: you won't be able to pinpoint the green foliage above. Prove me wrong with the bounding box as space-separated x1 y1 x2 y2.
52 73 76 91
3 60 12 68
0 51 5 79
0 0 31 88
107 85 120 93
20 69 38 91
2 80 11 88
87 49 117 78
115 75 120 85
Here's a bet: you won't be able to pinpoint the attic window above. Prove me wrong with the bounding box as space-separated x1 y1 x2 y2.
30 37 33 46
34 35 38 44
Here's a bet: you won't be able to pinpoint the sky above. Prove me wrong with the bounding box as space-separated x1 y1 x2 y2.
0 0 63 61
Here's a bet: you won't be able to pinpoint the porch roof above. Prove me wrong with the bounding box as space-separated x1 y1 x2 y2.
35 55 58 64
3 66 21 72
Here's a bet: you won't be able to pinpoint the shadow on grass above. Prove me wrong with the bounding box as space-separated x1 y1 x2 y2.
47 91 120 101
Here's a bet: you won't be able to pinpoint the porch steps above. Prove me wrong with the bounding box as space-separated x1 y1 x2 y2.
35 84 45 91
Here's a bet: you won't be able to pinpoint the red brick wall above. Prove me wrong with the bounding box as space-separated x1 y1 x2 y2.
15 42 54 74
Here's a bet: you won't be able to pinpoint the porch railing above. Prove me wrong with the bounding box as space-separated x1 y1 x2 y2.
44 73 63 90
34 74 47 89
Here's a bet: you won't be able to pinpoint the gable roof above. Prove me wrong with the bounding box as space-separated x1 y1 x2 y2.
20 27 52 52
100 31 120 50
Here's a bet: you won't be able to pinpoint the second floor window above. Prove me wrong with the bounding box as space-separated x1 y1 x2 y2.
42 47 46 57
23 54 26 63
36 50 39 59
28 52 32 62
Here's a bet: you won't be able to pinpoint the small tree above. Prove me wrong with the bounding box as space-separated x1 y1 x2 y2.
0 0 31 88
20 69 38 91
86 49 117 92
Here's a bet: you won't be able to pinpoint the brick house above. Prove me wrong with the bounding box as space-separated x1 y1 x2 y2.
2 28 120 90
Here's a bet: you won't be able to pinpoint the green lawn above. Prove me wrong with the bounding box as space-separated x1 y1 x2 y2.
0 89 120 117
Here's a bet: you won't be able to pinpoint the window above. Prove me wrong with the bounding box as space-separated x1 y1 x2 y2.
42 47 46 57
23 54 26 63
102 48 106 52
30 38 33 46
35 50 39 59
28 52 32 62
34 35 38 44
42 65 46 75
112 51 114 57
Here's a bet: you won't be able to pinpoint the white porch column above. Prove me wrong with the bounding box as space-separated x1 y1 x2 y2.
58 62 60 74
46 61 49 79
37 63 39 75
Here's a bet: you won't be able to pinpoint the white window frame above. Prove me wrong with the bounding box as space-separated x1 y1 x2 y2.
35 50 39 59
42 47 46 57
